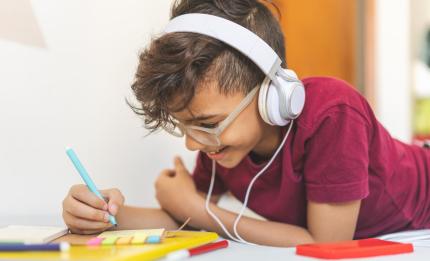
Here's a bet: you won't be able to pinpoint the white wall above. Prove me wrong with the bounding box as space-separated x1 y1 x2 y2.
0 0 420 226
0 0 200 225
374 0 412 142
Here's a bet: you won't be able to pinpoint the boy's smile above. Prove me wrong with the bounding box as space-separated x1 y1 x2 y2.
171 81 282 168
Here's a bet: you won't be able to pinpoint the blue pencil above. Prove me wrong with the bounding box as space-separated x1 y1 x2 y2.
65 147 118 226
0 242 70 252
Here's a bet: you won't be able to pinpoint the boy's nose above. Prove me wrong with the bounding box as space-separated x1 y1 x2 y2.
185 134 205 151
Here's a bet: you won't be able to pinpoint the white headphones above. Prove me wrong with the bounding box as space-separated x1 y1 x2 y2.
164 13 305 126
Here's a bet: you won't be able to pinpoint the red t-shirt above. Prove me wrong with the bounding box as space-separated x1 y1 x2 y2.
192 77 430 239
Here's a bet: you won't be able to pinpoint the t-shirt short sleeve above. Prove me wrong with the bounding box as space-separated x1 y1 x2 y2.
192 152 227 195
303 105 371 203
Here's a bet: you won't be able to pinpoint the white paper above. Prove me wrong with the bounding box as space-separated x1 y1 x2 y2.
0 225 68 243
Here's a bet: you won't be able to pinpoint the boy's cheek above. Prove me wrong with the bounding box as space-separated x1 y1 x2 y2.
217 148 246 168
219 133 261 166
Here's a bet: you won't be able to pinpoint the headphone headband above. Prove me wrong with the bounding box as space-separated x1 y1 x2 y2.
164 13 282 81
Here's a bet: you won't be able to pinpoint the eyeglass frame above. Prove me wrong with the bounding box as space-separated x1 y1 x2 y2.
164 86 260 147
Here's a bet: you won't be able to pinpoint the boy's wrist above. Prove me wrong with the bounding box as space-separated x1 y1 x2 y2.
186 193 207 226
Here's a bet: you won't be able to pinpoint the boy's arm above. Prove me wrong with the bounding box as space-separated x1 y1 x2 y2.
186 196 361 247
114 206 180 230
110 189 221 231
307 200 361 242
112 192 221 231
198 191 221 204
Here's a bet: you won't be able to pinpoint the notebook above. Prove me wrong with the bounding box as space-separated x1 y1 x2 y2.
98 228 165 238
0 225 69 243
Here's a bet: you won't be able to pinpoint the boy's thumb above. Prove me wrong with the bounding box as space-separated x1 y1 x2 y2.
174 156 186 172
101 189 124 215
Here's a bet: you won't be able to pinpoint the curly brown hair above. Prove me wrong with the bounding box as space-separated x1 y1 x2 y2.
129 0 286 132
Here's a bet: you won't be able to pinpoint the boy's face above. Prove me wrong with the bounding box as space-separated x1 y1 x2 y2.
171 82 280 168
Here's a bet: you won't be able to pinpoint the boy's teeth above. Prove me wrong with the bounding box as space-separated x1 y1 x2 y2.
208 149 222 154
207 147 227 154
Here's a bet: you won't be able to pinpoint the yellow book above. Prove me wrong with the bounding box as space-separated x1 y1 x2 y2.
0 230 219 261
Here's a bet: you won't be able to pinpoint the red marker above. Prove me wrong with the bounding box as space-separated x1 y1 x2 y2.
166 240 229 260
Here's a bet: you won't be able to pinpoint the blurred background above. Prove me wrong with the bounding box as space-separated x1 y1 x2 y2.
0 0 429 226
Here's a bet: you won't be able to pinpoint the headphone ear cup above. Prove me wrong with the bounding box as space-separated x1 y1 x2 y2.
266 81 291 126
258 69 305 126
277 69 305 120
284 69 298 78
258 77 273 125
258 77 290 126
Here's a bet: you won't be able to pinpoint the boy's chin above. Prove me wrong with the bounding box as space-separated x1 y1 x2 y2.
216 155 244 169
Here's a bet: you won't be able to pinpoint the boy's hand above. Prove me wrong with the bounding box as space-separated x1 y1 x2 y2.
62 185 124 234
155 156 199 221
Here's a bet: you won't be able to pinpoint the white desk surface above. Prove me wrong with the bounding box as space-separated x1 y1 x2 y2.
1 216 429 260
191 241 429 261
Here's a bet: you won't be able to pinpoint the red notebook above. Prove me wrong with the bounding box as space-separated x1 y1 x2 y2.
296 238 413 259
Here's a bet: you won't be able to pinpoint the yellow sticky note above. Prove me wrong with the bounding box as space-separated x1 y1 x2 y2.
131 234 147 245
116 236 133 245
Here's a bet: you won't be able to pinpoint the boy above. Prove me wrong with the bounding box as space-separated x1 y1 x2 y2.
62 0 430 247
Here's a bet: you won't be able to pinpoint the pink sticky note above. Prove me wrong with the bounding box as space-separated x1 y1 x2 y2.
87 237 104 246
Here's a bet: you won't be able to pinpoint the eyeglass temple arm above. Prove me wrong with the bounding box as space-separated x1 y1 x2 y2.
216 87 260 133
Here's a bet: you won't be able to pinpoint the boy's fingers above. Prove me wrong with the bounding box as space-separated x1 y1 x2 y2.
63 211 111 233
155 170 173 190
100 188 124 215
160 169 175 177
70 184 107 210
63 196 110 222
100 188 125 205
69 227 105 235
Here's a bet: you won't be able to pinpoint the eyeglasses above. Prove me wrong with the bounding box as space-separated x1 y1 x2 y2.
163 87 259 147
